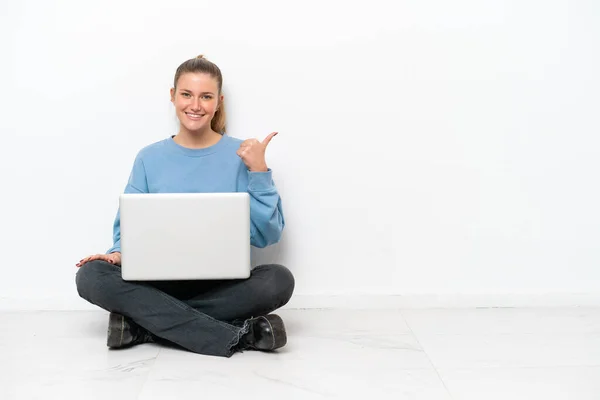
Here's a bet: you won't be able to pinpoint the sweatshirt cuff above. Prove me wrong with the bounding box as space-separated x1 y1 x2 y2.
248 169 274 191
106 244 121 254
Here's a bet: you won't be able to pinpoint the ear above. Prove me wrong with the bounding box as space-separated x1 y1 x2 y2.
170 88 175 103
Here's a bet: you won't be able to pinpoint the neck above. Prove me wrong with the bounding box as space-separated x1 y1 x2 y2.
174 126 222 149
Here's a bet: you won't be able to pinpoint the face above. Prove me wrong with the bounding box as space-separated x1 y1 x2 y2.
170 72 223 134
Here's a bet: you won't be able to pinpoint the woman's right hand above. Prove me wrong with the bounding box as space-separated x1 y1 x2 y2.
76 252 121 268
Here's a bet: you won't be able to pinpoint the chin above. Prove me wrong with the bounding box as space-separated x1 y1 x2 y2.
181 122 207 134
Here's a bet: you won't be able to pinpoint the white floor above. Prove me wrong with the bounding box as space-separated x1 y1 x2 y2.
2 308 600 399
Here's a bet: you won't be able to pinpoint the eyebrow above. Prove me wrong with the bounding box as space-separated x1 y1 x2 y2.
180 89 215 95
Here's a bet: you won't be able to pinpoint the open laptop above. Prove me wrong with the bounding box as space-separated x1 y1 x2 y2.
119 192 251 281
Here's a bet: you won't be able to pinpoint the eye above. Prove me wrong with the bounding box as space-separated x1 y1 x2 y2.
203 95 213 99
181 92 191 97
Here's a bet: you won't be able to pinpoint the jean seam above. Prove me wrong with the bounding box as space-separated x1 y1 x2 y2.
225 319 251 357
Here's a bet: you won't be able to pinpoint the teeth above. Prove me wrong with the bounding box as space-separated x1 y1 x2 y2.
186 113 203 118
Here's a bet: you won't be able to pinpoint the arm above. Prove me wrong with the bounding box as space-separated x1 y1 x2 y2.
105 154 149 254
235 132 284 248
239 168 285 248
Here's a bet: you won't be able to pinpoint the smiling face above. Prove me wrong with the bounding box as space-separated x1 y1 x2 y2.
170 72 223 135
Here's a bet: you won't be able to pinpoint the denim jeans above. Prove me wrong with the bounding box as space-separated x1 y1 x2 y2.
75 260 295 357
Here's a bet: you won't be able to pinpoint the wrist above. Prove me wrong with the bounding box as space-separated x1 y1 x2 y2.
250 164 268 172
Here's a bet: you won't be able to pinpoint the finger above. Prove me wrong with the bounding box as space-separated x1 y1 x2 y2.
240 141 258 149
240 139 257 147
89 255 104 263
262 131 278 146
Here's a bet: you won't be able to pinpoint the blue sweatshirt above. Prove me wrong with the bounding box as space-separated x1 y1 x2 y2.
106 134 285 254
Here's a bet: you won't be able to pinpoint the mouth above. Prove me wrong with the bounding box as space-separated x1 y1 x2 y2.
185 112 205 121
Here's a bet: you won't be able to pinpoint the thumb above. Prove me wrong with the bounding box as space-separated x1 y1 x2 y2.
262 131 278 147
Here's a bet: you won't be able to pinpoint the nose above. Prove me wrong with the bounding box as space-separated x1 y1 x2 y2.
191 97 201 111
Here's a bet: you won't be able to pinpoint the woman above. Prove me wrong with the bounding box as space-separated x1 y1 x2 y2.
75 55 294 358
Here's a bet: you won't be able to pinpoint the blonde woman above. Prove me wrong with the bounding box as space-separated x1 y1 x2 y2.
75 55 294 358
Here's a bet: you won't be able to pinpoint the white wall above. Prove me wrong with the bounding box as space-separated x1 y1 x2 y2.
1 0 599 309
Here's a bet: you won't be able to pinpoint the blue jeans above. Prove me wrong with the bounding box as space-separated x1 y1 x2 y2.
75 261 295 357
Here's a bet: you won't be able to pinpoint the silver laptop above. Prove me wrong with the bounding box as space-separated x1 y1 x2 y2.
119 192 251 281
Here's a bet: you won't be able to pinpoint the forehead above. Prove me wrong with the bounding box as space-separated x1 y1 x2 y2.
176 72 218 92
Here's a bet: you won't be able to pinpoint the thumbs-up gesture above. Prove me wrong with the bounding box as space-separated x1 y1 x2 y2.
237 132 278 172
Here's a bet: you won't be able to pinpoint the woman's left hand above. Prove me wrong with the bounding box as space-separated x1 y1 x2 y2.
237 132 278 172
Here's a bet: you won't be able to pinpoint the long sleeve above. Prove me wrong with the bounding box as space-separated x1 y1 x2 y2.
105 154 149 254
238 168 285 248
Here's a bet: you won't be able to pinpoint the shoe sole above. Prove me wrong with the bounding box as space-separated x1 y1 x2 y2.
265 314 287 350
107 313 125 348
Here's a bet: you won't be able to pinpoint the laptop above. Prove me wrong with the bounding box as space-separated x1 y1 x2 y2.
119 192 251 281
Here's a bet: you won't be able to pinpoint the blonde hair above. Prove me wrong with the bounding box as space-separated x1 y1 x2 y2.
173 55 227 133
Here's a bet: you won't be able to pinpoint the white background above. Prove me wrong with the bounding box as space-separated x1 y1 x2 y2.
1 0 598 309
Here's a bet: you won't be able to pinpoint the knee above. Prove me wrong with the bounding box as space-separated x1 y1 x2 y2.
265 264 295 304
75 260 117 301
272 264 295 291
